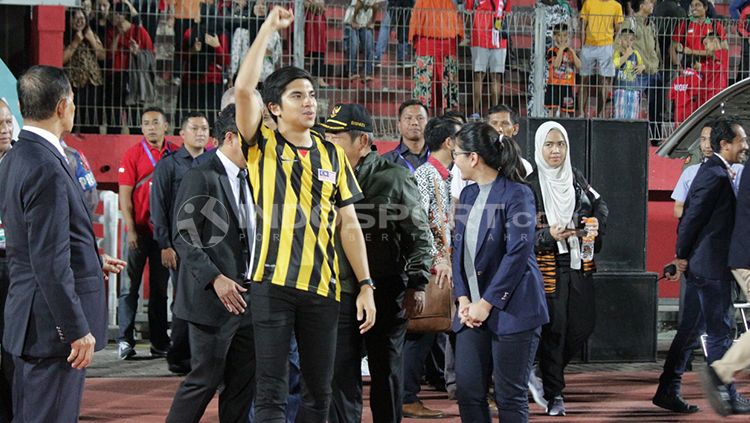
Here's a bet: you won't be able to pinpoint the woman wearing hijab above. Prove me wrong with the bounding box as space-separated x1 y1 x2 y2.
527 121 609 416
452 122 549 423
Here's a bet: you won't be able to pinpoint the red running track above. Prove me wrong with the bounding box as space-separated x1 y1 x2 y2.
80 370 750 422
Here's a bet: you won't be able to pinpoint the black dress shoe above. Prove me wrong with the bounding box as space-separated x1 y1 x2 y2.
168 361 191 375
652 391 700 413
700 365 731 416
731 394 750 415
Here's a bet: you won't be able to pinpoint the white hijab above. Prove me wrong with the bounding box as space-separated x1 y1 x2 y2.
534 121 581 270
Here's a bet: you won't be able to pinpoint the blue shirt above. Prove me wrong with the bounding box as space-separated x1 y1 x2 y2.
672 162 744 202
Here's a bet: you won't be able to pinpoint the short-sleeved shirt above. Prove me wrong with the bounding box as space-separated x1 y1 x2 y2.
547 47 576 86
243 126 364 301
581 0 624 46
614 49 643 89
672 162 744 201
672 18 726 54
669 68 702 124
118 139 178 233
466 0 510 49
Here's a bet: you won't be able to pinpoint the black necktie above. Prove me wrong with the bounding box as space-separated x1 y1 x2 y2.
237 168 251 277
237 169 249 230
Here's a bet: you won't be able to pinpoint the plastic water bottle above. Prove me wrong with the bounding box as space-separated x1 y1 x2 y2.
581 218 596 262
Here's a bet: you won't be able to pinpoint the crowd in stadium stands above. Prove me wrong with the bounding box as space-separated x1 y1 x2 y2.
59 0 750 136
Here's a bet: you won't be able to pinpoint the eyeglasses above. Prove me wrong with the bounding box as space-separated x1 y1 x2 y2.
451 150 472 159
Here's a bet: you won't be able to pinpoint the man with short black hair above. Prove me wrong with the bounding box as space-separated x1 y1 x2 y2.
655 115 750 415
165 104 257 423
117 106 179 360
235 8 376 422
703 133 750 417
324 104 432 423
151 111 211 374
382 99 430 172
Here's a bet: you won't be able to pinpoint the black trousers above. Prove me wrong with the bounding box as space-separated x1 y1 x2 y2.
166 309 255 423
167 268 191 368
251 282 339 423
0 257 12 423
117 232 171 350
11 355 86 423
538 270 595 400
330 284 407 423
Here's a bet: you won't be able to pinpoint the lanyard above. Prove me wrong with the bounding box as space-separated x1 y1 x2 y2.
141 140 158 168
399 146 430 174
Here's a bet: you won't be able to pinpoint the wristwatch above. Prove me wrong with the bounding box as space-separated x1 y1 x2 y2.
358 278 375 290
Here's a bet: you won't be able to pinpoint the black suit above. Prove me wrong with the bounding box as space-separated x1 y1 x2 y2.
658 154 738 397
0 129 107 422
166 152 256 423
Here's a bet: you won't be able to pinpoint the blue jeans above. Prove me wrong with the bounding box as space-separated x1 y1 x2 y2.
347 27 374 76
658 273 735 396
375 9 391 59
455 326 540 423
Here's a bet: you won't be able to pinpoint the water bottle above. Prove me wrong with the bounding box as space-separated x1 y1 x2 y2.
581 218 596 262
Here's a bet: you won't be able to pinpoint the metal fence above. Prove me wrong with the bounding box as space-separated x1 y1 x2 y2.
62 1 750 140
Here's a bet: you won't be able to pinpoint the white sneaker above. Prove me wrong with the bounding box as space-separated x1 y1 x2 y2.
528 372 548 411
117 341 136 360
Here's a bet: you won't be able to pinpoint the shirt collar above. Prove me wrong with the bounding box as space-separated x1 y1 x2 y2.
24 125 66 160
427 155 451 181
216 149 242 179
398 139 428 158
714 152 732 169
143 138 174 154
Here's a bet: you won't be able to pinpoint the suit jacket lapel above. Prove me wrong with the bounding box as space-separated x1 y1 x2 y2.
21 130 77 182
20 131 99 245
475 176 505 257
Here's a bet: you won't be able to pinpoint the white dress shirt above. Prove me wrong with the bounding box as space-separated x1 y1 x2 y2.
216 149 256 279
23 125 67 162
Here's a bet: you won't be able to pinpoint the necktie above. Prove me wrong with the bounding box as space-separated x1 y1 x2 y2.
237 169 251 276
237 169 249 230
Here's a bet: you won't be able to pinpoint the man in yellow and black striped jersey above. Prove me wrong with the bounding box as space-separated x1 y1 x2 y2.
234 7 377 423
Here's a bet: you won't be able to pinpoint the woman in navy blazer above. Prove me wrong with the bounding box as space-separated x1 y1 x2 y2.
451 122 549 423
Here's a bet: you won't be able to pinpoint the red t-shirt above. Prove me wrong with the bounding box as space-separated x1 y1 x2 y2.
670 68 702 124
671 19 726 54
700 49 729 102
466 0 510 49
118 140 178 233
107 24 154 72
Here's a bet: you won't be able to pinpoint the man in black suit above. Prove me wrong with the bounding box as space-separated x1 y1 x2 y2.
702 136 750 417
0 66 109 422
151 111 212 374
165 104 256 423
654 115 750 415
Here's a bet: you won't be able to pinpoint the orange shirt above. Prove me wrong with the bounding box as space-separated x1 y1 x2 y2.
170 0 202 20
